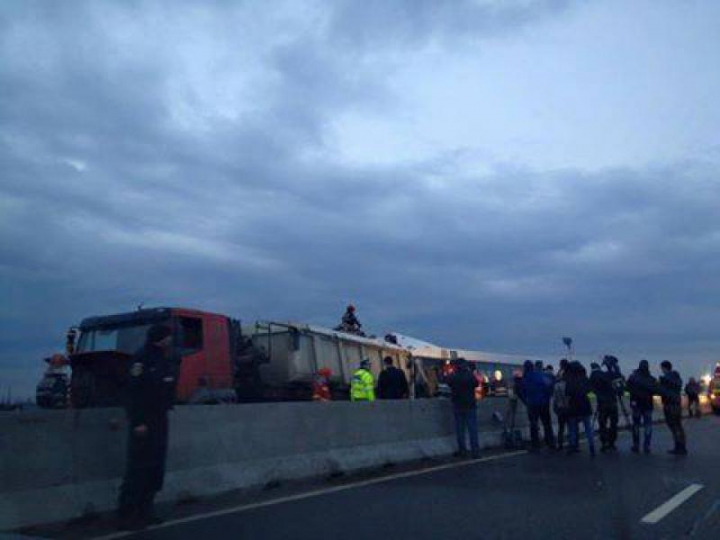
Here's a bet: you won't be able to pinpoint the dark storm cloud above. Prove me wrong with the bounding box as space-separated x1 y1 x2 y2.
328 0 574 48
1 0 719 397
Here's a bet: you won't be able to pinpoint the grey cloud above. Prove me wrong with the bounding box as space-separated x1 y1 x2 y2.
2 0 719 399
327 0 576 49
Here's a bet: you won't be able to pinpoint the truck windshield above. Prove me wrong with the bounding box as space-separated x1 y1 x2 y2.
76 322 164 355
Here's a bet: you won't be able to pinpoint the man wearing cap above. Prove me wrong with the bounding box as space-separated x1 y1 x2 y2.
117 323 176 530
351 359 375 402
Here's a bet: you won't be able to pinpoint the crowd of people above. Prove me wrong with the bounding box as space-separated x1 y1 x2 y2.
116 319 701 531
447 355 696 460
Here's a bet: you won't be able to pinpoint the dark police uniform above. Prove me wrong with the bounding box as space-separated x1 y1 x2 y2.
118 327 175 525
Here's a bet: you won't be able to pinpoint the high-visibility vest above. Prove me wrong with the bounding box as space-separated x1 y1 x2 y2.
351 369 375 401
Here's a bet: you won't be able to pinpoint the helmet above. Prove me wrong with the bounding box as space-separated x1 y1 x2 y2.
347 304 356 312
318 367 332 377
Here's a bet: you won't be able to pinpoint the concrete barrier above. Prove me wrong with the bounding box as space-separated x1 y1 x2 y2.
0 398 521 530
1 396 710 531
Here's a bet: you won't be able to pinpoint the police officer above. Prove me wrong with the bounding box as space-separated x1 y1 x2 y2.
350 359 375 402
117 324 176 530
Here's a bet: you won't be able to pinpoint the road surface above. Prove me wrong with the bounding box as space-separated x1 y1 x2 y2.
25 414 720 540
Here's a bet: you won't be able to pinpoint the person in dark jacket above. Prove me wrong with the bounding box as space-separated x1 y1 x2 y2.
377 356 409 399
659 360 687 455
685 378 701 418
552 359 570 450
521 360 556 450
504 368 525 448
447 358 480 458
117 324 176 530
590 362 619 452
626 360 657 453
337 304 363 335
565 361 595 457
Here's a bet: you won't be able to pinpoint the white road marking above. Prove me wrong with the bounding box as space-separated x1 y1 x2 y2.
688 499 720 536
93 450 527 540
640 484 705 525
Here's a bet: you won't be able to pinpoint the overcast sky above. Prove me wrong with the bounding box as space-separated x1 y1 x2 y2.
2 0 720 398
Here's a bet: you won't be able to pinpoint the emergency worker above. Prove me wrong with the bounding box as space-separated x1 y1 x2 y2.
312 368 332 401
351 359 375 402
117 324 176 530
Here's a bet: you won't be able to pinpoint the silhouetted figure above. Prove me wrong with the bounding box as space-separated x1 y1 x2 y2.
377 356 409 399
447 358 480 458
660 360 687 455
335 304 364 335
565 361 595 457
685 378 701 418
627 360 657 453
590 362 618 452
521 360 556 450
118 324 175 530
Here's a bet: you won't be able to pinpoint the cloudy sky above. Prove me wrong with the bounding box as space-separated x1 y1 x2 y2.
2 0 720 398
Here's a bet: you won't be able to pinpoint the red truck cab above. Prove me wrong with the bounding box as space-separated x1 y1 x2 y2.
70 307 238 407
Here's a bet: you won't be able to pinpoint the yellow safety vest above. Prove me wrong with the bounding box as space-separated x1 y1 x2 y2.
351 369 375 401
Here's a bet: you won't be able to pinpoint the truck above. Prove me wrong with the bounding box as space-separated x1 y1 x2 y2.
40 305 532 408
63 306 413 407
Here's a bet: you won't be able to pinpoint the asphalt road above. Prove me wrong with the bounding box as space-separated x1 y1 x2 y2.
34 414 720 540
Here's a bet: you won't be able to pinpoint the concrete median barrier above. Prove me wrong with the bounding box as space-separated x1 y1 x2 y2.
0 398 522 530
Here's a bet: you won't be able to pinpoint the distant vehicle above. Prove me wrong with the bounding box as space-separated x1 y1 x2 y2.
709 364 720 415
36 354 70 408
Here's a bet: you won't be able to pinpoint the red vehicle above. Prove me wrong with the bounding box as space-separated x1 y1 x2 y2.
69 307 242 407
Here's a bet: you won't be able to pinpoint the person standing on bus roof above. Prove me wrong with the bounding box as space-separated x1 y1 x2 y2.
117 323 176 530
